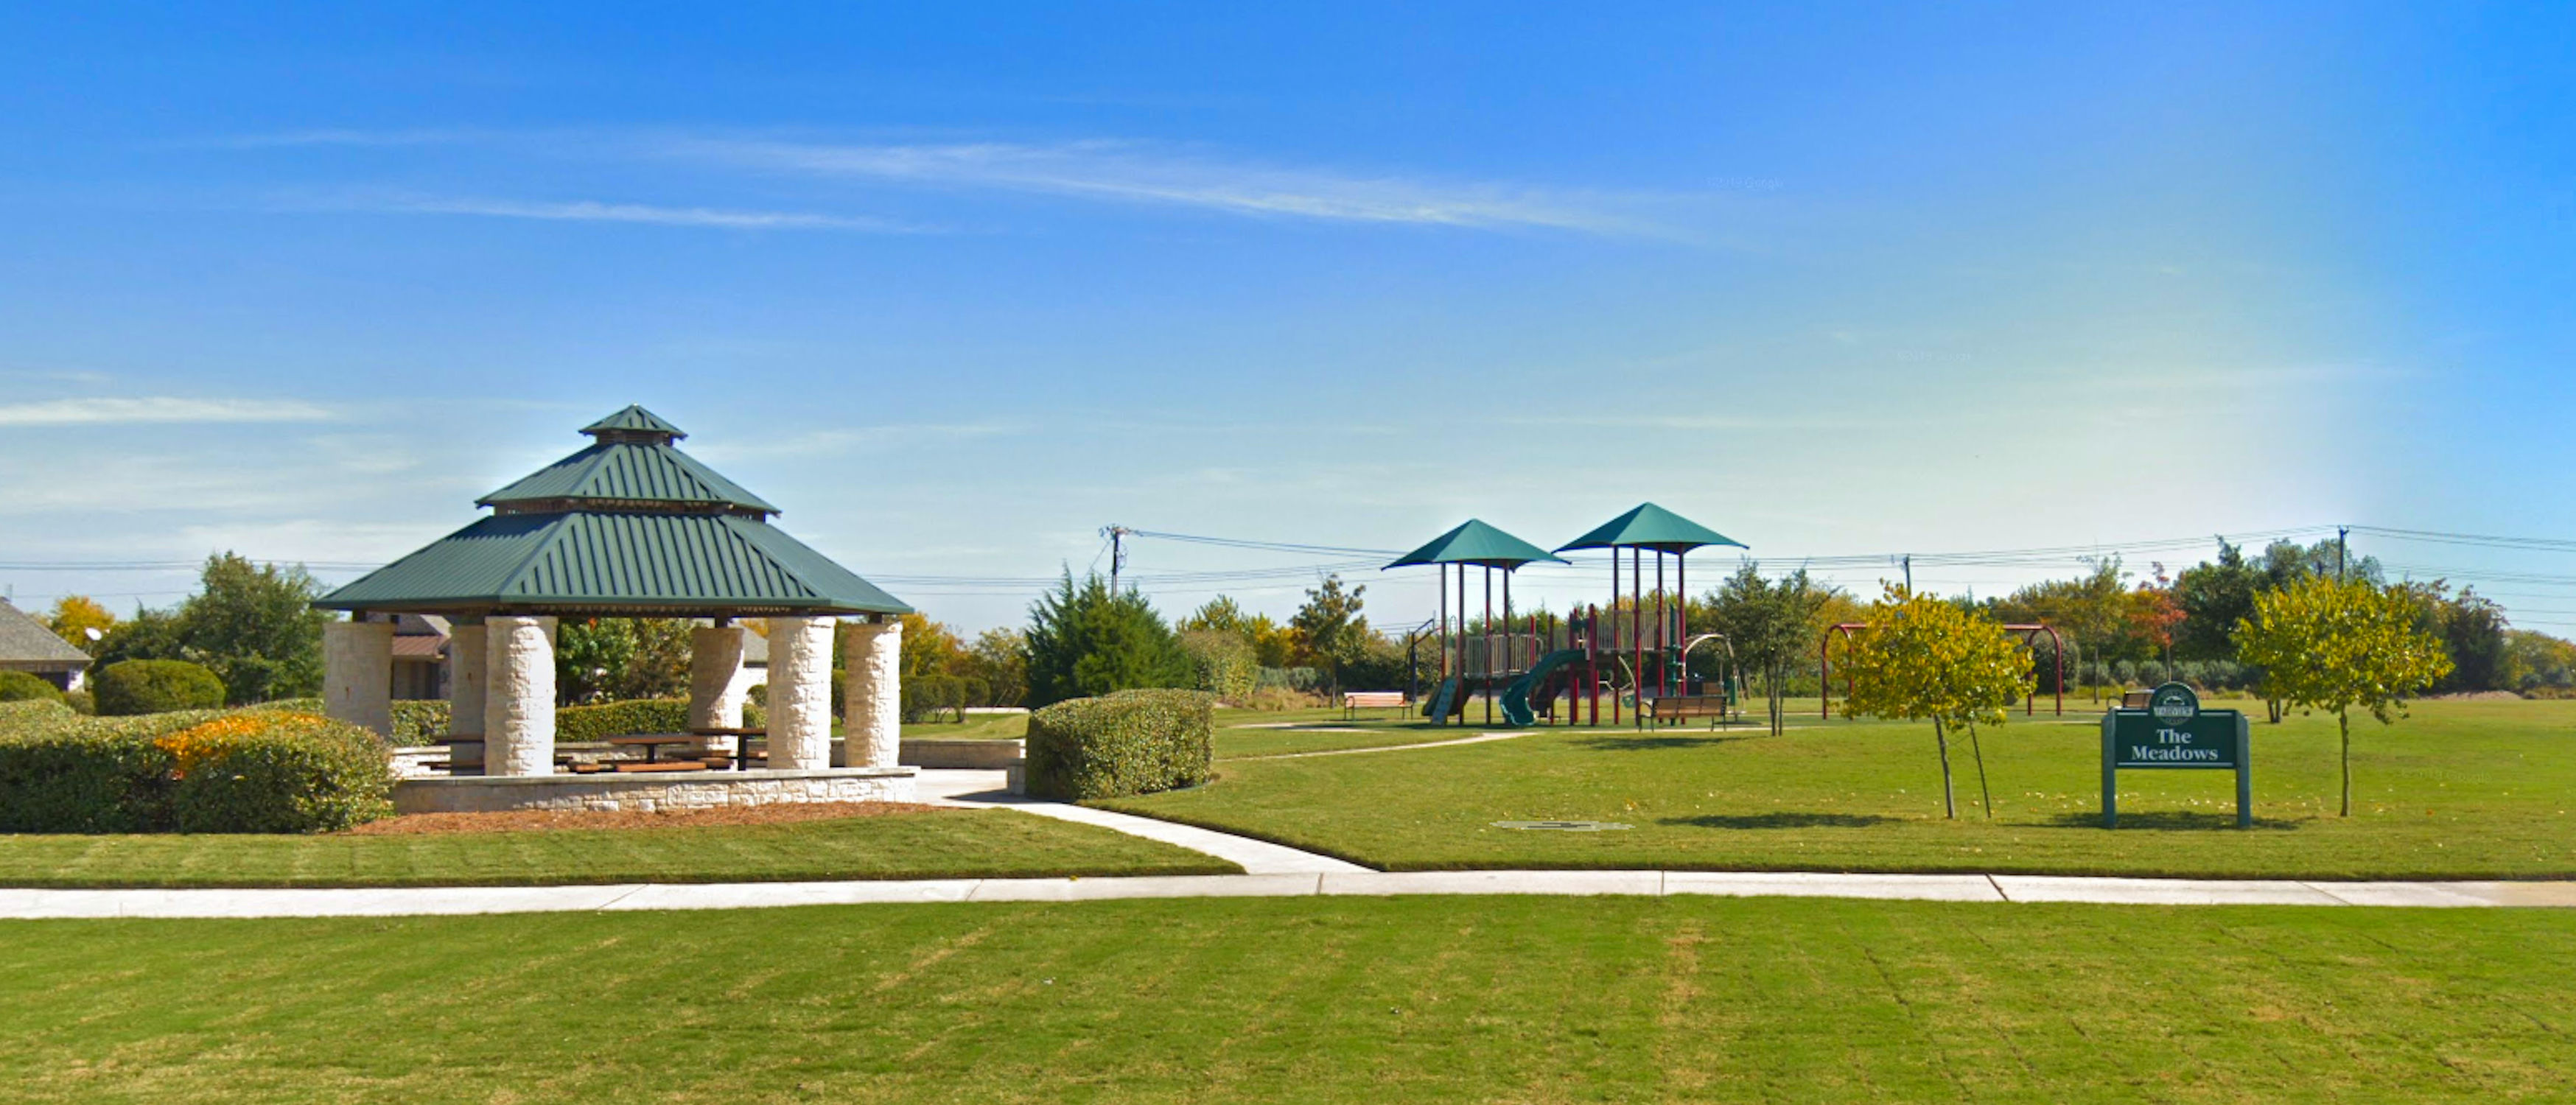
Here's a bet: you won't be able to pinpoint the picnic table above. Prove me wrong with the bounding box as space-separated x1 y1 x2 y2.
692 726 768 771
607 734 700 763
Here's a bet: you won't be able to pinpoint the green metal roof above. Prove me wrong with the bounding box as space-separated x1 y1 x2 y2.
477 438 779 514
1384 519 1567 570
318 407 909 617
318 511 911 616
581 404 687 438
1556 502 1745 553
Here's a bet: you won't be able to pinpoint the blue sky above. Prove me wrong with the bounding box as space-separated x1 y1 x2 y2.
3 3 2572 632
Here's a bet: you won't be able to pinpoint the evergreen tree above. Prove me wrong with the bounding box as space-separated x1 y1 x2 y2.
1023 573 1192 706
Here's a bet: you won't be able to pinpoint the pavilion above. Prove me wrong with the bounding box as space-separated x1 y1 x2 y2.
314 405 916 809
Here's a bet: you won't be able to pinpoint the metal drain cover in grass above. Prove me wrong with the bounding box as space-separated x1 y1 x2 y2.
1492 820 1634 832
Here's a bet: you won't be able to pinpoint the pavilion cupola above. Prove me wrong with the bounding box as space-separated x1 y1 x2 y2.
476 404 780 519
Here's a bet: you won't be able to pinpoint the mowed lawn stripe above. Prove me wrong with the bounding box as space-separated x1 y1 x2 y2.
0 809 1237 888
1 897 2569 1102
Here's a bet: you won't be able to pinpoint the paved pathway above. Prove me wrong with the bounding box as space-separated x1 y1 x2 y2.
3 871 2568 919
914 769 1367 875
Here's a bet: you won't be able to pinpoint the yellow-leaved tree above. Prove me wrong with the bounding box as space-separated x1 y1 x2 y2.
45 595 115 653
1840 586 2033 819
2233 576 2451 817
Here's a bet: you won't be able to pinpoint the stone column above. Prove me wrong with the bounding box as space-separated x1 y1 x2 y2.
323 619 395 737
687 623 747 730
447 620 488 738
844 618 903 770
483 615 557 777
766 615 835 771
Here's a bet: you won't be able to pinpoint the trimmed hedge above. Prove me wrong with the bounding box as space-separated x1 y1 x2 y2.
94 659 226 716
556 698 691 742
0 706 393 833
0 670 64 704
1023 689 1214 801
390 700 451 745
554 697 766 741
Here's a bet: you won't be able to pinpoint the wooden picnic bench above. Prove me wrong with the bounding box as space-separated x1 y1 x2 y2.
612 760 711 774
1341 691 1410 721
1645 694 1739 729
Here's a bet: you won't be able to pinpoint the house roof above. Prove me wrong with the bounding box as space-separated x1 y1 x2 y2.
0 600 91 669
1556 502 1745 554
317 407 911 617
1385 519 1567 570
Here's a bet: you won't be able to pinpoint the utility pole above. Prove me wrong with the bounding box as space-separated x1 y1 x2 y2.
1902 554 1913 594
2337 526 2349 581
1104 525 1133 594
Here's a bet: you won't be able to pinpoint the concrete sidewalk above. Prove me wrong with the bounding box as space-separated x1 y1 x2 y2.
911 768 1368 875
3 871 2570 920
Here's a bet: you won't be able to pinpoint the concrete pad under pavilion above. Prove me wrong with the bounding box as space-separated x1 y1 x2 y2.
312 405 918 810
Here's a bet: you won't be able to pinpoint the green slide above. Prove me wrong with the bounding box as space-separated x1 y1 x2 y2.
1423 677 1460 720
1499 650 1587 727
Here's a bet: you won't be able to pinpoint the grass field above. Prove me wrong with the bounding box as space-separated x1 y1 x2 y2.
0 809 1236 888
1 895 2567 1102
1102 698 2576 880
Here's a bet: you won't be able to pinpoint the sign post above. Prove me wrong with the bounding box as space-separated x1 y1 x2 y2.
2101 683 2251 828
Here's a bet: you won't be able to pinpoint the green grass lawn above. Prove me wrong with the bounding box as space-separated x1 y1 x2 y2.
1102 698 2576 880
2 895 2568 1102
0 809 1236 888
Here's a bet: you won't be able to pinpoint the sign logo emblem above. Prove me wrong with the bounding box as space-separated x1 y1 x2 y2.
2149 683 2199 726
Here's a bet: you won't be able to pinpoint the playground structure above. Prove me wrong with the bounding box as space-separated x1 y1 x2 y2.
1389 505 1751 729
1817 622 2068 718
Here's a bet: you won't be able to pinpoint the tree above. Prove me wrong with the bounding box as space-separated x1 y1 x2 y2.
2125 566 2184 667
555 617 694 704
1838 586 2033 819
1023 573 1192 706
1993 558 2131 701
2425 586 2508 693
2173 541 2264 662
1289 575 1371 690
962 628 1029 707
43 596 115 654
89 606 186 679
1178 597 1254 636
172 553 329 704
556 618 637 704
1706 564 1835 736
2234 576 2453 817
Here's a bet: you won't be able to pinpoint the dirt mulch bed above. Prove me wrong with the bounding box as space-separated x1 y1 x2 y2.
344 801 959 836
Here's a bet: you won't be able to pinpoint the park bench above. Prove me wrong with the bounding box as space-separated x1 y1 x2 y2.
1645 695 1738 729
1342 691 1410 720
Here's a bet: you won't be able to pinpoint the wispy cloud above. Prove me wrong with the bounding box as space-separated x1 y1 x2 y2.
311 194 931 233
666 137 1648 233
0 398 335 427
231 130 1659 235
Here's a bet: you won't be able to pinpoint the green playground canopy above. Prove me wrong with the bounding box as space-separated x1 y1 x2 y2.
315 406 911 618
1556 502 1745 554
1384 519 1567 570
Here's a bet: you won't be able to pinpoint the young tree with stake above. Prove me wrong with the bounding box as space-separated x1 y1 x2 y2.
2233 575 2451 817
1840 586 2033 819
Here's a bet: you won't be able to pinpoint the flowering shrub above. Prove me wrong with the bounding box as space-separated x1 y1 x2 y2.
0 706 391 833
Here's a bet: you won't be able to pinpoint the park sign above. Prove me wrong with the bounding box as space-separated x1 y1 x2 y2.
2101 683 2251 828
